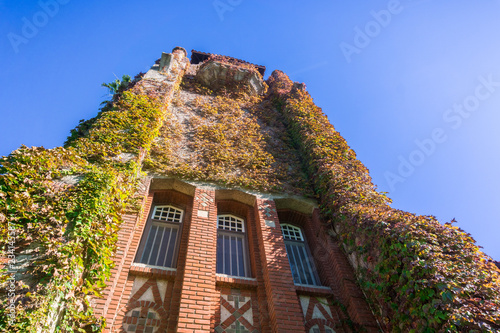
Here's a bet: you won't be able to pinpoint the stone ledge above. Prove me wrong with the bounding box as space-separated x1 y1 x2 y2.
215 274 259 289
129 263 177 280
295 284 334 296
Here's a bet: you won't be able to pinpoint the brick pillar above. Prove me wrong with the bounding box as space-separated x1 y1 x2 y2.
311 209 379 332
97 178 152 332
176 188 217 332
254 199 306 333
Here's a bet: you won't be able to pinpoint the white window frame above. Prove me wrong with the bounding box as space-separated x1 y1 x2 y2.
216 214 251 278
281 223 321 286
135 205 184 268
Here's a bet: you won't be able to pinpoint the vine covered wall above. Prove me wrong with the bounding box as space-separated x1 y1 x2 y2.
267 70 500 332
145 70 312 196
1 48 499 332
0 49 189 332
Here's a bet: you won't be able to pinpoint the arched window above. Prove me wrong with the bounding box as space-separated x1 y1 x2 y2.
135 205 183 268
216 214 251 277
281 224 320 286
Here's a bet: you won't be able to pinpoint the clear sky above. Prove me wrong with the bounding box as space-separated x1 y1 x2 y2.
1 0 499 259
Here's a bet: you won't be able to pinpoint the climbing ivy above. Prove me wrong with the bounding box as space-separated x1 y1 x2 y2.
65 74 144 146
267 70 500 332
0 73 174 331
145 83 312 195
3 55 498 332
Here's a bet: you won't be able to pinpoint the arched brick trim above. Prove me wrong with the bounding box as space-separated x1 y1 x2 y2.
276 209 309 229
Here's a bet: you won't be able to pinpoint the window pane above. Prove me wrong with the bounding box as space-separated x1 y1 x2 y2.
136 206 183 268
147 225 164 266
217 215 244 232
216 232 249 277
231 236 238 276
140 225 158 264
138 224 180 268
282 224 320 286
216 214 249 278
285 242 319 286
290 243 308 284
224 234 231 275
216 234 224 274
156 226 170 266
297 244 314 285
237 237 245 277
153 205 182 223
164 228 178 267
286 243 300 283
281 224 303 241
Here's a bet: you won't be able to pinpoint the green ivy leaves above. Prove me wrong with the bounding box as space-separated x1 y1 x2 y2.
0 87 166 331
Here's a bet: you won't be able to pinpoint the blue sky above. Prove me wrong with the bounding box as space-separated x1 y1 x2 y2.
1 0 499 259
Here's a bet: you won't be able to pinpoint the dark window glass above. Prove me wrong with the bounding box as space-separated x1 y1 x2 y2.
281 224 320 286
216 215 250 277
135 205 183 268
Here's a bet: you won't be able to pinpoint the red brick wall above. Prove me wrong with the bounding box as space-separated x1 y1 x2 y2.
309 209 380 332
176 188 218 332
254 199 306 333
213 199 267 332
97 182 379 333
95 183 196 332
92 177 152 332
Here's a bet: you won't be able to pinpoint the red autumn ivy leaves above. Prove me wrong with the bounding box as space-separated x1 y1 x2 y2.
267 70 500 331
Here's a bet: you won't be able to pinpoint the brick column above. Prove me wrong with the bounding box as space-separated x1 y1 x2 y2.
96 177 152 332
176 188 217 332
311 209 379 332
254 199 306 333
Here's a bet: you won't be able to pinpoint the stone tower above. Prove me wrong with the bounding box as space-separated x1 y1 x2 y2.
90 48 380 332
1 47 499 332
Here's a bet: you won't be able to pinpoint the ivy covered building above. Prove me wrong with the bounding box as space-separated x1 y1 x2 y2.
1 47 499 332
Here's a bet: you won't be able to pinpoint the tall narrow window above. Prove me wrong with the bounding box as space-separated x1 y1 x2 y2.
135 205 183 268
216 214 251 277
281 224 320 286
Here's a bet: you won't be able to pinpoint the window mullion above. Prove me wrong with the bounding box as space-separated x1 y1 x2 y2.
297 244 310 285
292 244 306 284
145 224 160 265
222 234 226 274
287 242 300 283
162 226 174 267
235 235 239 276
154 225 167 266
299 244 315 285
242 237 248 277
229 235 233 275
